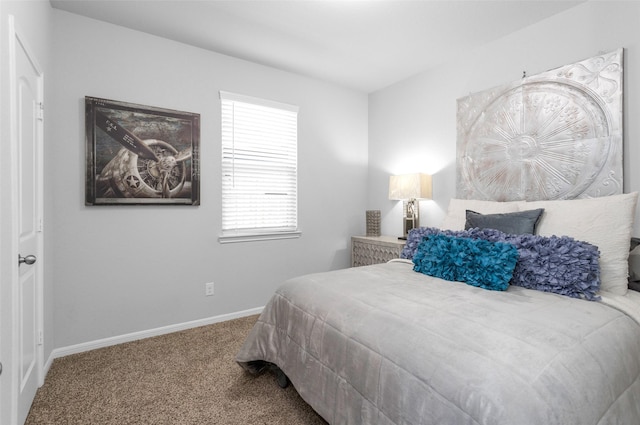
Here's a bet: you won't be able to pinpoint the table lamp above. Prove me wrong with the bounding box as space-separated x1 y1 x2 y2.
388 173 432 239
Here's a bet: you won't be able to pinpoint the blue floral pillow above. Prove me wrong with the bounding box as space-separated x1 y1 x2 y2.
404 227 601 300
401 227 457 259
506 233 601 300
413 234 519 291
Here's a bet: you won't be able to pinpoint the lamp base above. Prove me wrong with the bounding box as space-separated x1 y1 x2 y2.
403 215 417 238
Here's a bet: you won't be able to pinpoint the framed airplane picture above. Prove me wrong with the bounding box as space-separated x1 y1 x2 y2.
85 97 200 205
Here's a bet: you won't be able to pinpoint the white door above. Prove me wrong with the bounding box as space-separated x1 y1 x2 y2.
1 15 44 425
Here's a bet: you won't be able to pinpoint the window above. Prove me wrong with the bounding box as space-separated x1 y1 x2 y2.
219 91 300 243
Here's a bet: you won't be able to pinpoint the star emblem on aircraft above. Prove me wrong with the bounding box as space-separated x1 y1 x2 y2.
125 174 140 188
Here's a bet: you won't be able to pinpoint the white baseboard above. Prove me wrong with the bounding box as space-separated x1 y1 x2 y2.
45 307 264 369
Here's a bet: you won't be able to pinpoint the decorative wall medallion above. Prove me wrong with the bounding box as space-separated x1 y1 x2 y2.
456 49 622 201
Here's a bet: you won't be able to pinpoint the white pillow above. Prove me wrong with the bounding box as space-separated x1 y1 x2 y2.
440 198 525 231
525 192 638 295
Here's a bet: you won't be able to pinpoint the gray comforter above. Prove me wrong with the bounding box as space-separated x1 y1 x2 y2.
236 261 640 425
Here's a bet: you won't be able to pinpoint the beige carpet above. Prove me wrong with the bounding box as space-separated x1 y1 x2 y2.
26 315 328 424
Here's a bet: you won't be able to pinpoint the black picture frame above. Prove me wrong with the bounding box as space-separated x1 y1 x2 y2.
85 96 200 205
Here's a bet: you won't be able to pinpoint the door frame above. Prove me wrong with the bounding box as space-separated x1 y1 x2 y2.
1 14 45 425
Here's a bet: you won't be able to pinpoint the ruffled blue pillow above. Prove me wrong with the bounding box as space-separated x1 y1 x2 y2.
401 227 461 260
413 234 519 291
404 227 601 300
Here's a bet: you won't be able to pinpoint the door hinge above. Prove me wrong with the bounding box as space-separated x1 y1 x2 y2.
37 102 44 121
37 217 44 232
38 330 43 346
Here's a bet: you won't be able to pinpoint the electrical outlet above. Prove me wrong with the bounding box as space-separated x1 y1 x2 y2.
205 282 215 296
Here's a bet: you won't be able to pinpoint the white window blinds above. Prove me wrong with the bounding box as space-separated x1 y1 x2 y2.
220 91 299 242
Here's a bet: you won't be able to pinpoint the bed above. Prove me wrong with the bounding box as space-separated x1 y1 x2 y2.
236 192 640 425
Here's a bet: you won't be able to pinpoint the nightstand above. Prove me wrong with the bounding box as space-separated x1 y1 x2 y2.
351 236 406 267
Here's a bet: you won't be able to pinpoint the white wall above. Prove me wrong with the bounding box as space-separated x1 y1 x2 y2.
32 0 640 357
50 10 369 349
369 1 640 237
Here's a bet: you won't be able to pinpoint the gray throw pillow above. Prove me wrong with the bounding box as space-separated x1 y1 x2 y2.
629 246 640 278
628 244 640 292
465 208 544 235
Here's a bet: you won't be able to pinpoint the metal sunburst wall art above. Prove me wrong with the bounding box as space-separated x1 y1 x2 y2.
456 48 623 201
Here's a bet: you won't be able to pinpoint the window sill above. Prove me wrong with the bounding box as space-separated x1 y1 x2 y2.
218 230 302 244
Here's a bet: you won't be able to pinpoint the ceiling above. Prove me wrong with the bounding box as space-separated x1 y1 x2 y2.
50 0 584 93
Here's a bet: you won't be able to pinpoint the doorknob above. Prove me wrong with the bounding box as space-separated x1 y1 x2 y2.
18 254 36 265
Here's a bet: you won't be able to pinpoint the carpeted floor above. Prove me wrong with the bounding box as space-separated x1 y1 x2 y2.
26 315 328 424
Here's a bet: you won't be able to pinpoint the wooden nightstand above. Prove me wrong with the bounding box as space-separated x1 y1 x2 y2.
351 236 406 267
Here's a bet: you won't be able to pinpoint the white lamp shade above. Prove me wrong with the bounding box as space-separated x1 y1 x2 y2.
388 173 432 200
